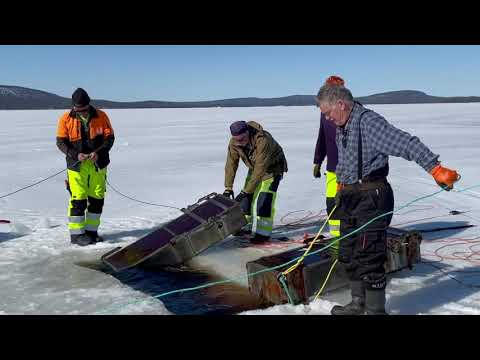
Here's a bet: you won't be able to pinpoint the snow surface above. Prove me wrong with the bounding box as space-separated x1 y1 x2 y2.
0 103 479 315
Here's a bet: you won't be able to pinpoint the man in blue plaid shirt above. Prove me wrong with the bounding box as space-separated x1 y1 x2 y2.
316 83 460 315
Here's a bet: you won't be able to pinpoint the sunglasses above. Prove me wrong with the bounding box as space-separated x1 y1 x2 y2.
73 105 89 112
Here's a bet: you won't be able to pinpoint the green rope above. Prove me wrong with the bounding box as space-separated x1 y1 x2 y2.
278 275 296 305
96 181 478 314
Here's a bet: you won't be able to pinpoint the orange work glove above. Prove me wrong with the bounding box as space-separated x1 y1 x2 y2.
430 164 461 191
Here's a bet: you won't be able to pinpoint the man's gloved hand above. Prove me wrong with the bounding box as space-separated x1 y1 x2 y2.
430 164 461 191
313 164 321 178
223 189 235 199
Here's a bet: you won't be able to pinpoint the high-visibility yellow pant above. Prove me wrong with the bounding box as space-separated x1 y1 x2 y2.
67 160 107 235
326 171 340 249
243 174 281 237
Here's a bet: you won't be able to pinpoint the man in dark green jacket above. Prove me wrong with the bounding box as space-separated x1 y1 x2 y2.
223 121 288 244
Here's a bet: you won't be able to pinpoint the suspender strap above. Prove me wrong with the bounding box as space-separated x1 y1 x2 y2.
357 110 369 183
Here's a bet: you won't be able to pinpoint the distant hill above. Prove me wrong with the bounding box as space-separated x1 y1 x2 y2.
356 90 480 104
1 86 480 110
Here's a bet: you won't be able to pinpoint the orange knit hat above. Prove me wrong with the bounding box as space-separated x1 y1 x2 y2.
325 75 345 86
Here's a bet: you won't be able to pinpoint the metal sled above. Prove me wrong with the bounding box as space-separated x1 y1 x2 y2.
101 193 247 272
246 227 422 305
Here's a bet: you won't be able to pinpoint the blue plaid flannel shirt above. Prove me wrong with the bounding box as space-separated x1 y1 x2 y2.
335 103 439 185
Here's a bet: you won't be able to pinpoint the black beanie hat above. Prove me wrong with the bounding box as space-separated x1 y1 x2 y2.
72 88 91 107
230 121 249 136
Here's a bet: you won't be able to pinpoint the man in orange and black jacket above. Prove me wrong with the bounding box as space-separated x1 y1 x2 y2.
56 88 115 246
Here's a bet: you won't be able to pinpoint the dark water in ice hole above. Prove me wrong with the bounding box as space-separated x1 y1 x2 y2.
75 223 324 314
79 260 267 315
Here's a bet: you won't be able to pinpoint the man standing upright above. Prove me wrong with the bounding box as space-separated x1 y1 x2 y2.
56 88 115 246
313 75 345 251
223 120 288 244
315 83 460 315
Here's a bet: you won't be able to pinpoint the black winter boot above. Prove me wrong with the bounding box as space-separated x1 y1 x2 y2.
364 289 388 315
85 230 104 243
233 228 251 237
71 234 95 246
250 234 271 244
331 281 365 315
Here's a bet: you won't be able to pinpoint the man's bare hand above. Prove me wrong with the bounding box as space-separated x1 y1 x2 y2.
89 152 98 162
78 153 89 161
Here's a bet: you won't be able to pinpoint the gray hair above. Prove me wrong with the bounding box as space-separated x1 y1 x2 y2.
316 84 354 105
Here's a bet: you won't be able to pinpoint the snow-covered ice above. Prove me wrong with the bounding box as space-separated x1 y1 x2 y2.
0 103 479 314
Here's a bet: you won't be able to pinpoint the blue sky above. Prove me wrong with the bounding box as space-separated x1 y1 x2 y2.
0 45 478 101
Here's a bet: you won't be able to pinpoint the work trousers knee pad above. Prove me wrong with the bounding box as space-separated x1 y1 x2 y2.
88 196 104 214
